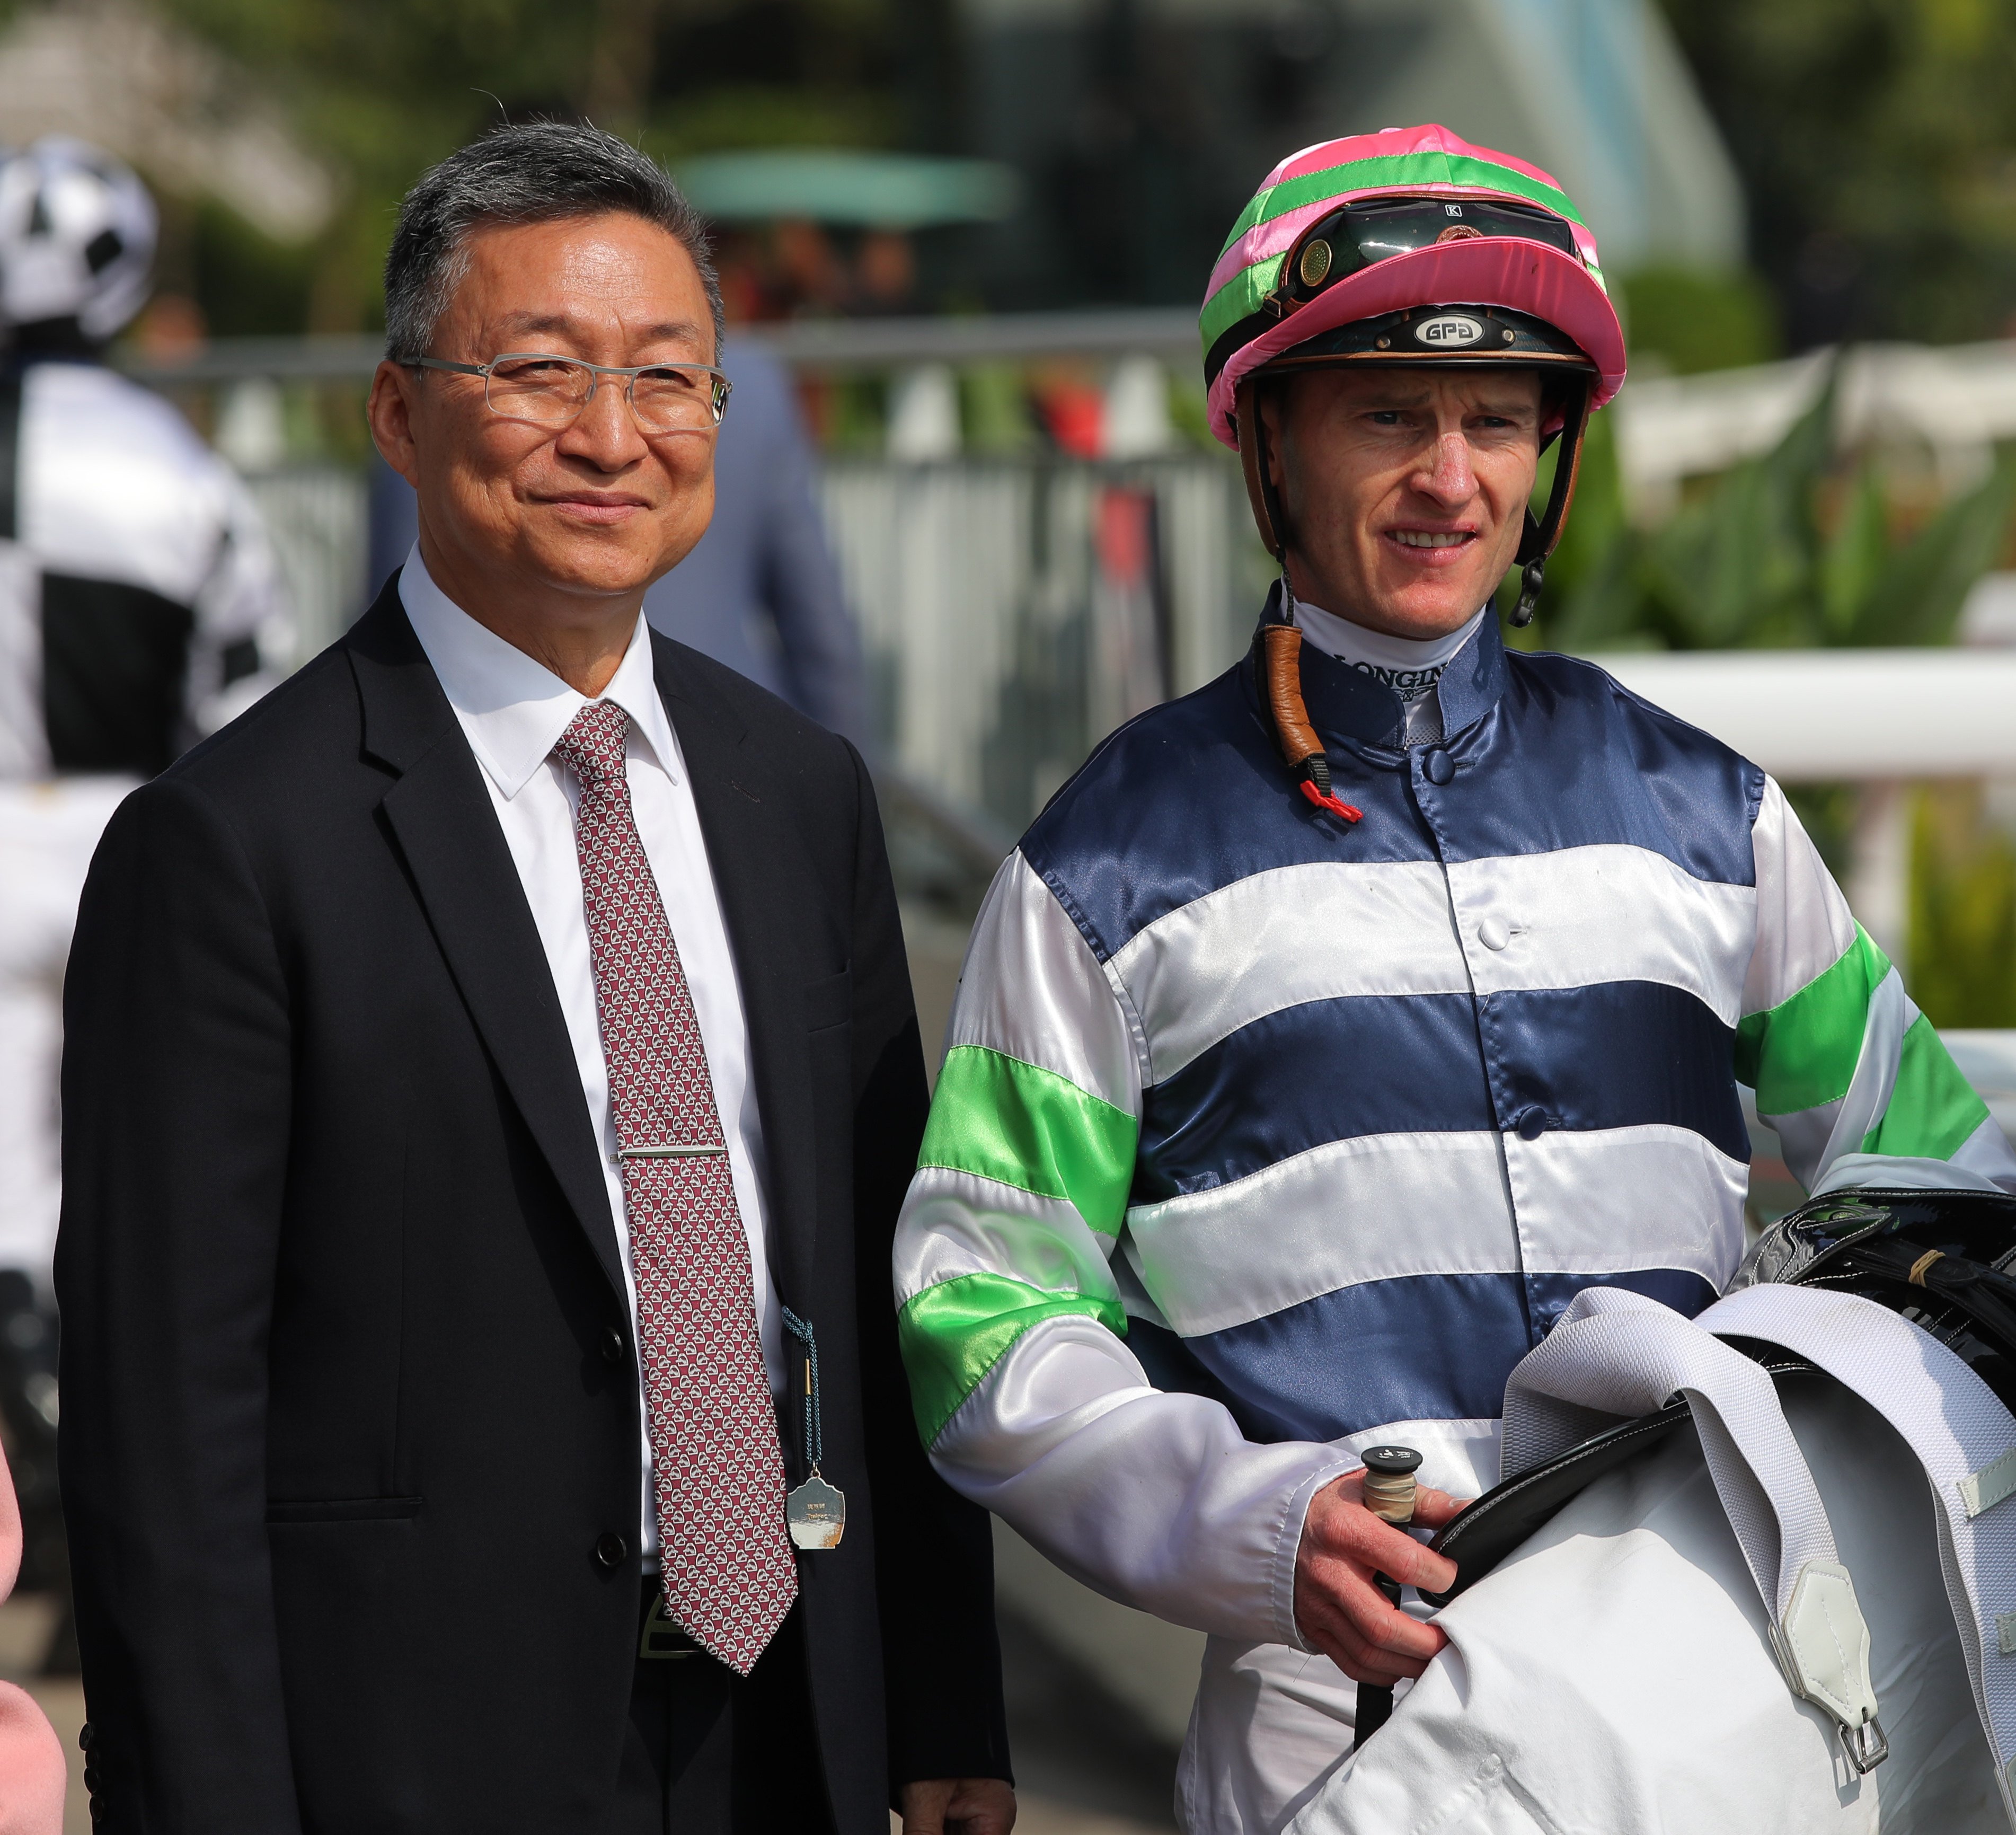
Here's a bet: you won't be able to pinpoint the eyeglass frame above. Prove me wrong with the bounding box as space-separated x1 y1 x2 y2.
405 352 733 431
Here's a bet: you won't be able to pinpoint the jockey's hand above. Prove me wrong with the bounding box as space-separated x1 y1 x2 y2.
1293 1468 1467 1686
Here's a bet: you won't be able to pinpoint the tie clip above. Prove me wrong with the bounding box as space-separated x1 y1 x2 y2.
615 1144 728 1161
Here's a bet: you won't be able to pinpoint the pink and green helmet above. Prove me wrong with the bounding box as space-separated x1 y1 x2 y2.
1201 124 1628 447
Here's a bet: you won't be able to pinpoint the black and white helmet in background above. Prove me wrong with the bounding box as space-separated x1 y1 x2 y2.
0 137 156 342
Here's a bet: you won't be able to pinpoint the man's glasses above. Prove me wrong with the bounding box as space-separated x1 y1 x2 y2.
408 353 732 434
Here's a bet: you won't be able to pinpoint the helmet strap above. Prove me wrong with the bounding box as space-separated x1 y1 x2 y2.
1241 377 1347 815
1256 407 1295 566
1235 377 1291 561
1507 378 1591 627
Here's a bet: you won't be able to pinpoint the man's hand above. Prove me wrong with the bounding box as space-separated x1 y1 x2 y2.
1293 1467 1467 1684
899 1777 1016 1835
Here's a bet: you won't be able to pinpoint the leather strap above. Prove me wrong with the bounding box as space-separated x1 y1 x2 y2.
1514 380 1591 568
1258 623 1323 773
1235 376 1288 561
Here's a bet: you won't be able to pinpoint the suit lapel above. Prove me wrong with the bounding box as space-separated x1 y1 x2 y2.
347 585 628 1298
653 639 820 1310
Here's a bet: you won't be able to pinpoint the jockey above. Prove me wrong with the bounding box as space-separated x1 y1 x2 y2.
0 136 294 1293
0 137 292 1663
891 124 2016 1833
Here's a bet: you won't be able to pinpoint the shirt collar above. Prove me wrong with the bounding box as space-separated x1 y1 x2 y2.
398 543 682 799
1249 580 1508 747
1293 597 1487 677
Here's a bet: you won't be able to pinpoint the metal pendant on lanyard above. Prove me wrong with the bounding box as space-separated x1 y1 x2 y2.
782 1308 845 1550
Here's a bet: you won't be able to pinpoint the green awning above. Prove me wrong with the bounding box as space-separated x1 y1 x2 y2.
674 150 1021 229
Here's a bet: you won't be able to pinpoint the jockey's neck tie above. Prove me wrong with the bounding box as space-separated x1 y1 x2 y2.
551 699 796 1676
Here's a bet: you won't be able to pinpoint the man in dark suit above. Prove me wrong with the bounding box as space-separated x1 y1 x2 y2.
56 121 1013 1835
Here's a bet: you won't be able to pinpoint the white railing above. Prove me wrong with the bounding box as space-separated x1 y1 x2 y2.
823 457 1254 827
241 466 369 665
1615 339 2016 515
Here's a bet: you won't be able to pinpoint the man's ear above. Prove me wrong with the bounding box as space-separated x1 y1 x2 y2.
366 361 423 490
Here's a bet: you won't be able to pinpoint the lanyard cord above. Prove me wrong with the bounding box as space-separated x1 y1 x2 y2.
781 1308 823 1470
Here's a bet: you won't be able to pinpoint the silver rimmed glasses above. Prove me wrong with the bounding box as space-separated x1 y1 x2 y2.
408 352 732 434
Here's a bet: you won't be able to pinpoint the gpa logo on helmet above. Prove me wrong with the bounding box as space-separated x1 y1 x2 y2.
1414 314 1484 348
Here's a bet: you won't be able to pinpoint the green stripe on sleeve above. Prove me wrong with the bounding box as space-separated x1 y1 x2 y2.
1736 926 1890 1116
1862 1013 1991 1161
899 1271 1127 1445
918 1044 1137 1238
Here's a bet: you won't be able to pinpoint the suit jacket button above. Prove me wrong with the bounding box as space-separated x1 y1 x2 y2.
1515 1108 1548 1141
600 1326 627 1366
78 1721 93 1751
1423 748 1455 785
596 1531 629 1569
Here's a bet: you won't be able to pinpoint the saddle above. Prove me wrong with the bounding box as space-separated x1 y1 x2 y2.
1418 1188 2016 1815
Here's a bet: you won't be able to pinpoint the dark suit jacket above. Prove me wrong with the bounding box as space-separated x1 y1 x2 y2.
56 578 1009 1833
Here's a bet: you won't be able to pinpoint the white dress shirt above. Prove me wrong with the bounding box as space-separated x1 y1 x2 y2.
400 546 783 1557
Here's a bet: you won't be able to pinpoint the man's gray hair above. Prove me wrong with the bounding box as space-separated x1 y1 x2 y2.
383 121 723 365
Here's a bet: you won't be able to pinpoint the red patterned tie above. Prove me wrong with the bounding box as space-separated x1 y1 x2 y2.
552 700 797 1675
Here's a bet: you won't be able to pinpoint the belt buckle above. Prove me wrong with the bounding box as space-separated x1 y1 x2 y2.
639 1591 698 1661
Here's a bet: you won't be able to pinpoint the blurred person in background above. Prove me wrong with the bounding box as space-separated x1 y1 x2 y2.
892 125 2016 1834
0 135 289 1662
772 218 851 317
853 230 917 316
128 292 208 364
643 341 867 744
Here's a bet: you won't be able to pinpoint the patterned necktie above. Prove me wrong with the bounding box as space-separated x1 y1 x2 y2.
551 699 797 1676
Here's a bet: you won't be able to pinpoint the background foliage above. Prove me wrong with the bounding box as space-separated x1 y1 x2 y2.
1914 783 2016 1026
37 0 2016 355
1660 0 2016 349
123 0 940 335
1534 373 2016 656
95 0 2016 354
